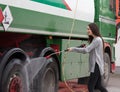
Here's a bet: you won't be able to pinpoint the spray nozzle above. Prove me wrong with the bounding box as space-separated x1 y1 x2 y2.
76 44 86 48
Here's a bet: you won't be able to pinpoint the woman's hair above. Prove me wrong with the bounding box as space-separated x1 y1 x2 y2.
88 23 102 43
88 23 104 52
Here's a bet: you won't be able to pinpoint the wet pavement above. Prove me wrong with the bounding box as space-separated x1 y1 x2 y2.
59 80 88 92
107 66 120 92
58 67 120 92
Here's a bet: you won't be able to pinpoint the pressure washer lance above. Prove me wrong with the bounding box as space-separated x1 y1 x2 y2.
45 44 86 59
45 49 68 59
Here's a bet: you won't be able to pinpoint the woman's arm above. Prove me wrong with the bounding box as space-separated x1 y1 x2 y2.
69 38 100 53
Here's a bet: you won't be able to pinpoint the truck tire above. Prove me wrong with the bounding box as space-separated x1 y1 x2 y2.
102 53 110 87
32 57 59 92
1 59 29 92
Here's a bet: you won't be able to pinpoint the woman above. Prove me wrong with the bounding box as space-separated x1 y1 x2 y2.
67 23 108 92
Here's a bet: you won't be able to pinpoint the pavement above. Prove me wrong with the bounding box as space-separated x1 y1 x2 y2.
107 66 120 92
58 80 88 92
58 66 120 92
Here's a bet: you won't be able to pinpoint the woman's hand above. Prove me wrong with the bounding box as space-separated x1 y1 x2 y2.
64 48 72 52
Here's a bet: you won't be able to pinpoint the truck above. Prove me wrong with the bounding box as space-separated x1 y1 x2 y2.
0 0 117 92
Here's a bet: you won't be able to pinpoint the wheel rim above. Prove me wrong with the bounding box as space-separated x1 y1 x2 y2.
42 68 56 92
9 74 22 92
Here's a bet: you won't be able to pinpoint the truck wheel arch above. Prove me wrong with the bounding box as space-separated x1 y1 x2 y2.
104 45 111 62
40 47 61 80
0 48 29 88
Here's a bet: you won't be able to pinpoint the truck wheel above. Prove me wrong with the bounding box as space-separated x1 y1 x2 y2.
102 53 110 87
32 57 59 92
1 59 29 92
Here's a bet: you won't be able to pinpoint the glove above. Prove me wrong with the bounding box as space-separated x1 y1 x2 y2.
64 48 72 52
76 44 86 48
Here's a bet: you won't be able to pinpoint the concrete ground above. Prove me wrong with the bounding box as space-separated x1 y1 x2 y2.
58 80 88 92
107 66 120 92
